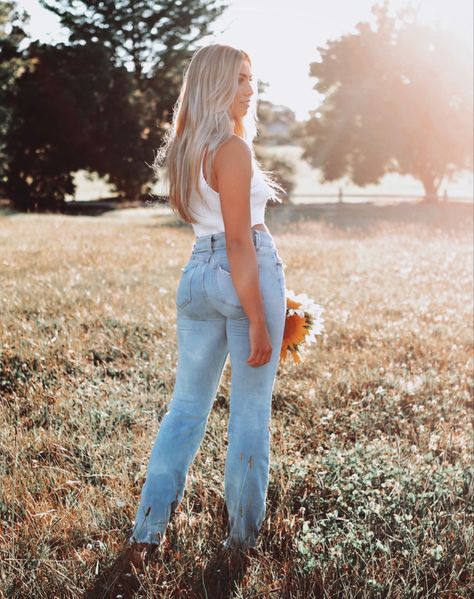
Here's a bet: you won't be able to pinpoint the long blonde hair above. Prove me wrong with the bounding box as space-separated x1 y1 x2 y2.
152 43 285 224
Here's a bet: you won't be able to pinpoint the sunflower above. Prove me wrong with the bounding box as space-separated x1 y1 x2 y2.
280 289 325 364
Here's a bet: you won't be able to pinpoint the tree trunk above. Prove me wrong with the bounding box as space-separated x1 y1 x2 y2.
421 176 439 202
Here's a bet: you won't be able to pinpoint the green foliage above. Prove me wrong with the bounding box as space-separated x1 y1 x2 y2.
291 441 473 594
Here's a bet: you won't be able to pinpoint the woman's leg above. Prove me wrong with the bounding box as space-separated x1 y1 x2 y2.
129 313 228 545
223 288 285 550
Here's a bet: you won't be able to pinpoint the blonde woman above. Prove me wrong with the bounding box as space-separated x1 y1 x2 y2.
128 43 287 567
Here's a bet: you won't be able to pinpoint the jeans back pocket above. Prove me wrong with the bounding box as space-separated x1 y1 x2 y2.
176 262 198 309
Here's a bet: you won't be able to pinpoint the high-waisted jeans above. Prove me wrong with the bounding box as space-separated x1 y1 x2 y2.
128 229 286 550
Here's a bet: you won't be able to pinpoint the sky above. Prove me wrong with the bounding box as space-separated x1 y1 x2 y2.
16 0 474 121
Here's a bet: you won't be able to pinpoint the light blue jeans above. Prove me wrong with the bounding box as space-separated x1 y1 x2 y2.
128 229 286 550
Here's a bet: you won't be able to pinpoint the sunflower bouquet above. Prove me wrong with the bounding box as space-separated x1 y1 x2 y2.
279 288 325 364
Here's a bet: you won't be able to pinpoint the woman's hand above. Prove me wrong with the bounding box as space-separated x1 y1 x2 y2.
247 319 273 367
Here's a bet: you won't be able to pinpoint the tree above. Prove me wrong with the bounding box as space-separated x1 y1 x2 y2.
4 41 148 210
40 0 228 84
39 1 230 153
0 0 29 188
5 0 228 209
302 1 473 202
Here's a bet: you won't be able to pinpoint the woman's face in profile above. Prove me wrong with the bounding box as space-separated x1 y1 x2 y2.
229 59 254 119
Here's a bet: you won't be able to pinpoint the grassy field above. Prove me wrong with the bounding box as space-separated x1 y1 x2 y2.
0 204 473 598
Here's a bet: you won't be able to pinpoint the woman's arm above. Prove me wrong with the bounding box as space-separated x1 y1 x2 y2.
214 135 265 324
214 135 272 367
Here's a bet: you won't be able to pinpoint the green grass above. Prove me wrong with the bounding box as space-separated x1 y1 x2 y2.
0 207 472 598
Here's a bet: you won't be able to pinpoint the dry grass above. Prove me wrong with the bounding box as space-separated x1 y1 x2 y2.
0 206 473 598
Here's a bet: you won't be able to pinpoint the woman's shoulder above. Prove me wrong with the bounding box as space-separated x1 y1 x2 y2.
214 136 252 171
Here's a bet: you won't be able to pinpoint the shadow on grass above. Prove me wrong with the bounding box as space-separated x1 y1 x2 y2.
197 549 252 598
81 541 252 599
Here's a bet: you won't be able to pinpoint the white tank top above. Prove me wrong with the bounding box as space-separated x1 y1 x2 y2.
189 155 272 237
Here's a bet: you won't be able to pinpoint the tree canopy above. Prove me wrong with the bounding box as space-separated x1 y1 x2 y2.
302 1 473 201
39 0 229 86
3 0 229 210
